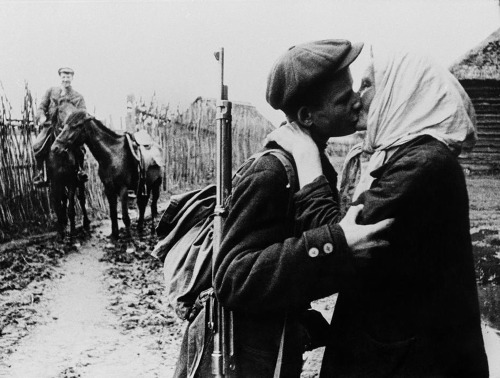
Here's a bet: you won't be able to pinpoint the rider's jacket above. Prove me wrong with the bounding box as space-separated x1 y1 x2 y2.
36 87 86 123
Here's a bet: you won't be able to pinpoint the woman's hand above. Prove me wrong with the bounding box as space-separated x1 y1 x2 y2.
265 122 323 188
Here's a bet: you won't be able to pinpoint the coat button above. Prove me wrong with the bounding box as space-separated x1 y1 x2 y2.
323 243 333 254
308 247 319 258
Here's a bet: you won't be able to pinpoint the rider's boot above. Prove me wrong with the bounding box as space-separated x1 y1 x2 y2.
33 166 48 187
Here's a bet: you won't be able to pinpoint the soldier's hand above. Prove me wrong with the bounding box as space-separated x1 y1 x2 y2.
339 204 394 251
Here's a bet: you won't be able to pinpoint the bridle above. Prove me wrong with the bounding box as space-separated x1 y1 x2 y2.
54 115 93 151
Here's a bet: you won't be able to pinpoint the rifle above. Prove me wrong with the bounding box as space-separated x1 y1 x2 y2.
211 47 235 377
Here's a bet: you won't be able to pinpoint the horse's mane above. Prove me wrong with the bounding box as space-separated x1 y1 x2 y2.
92 118 122 138
65 109 88 127
66 110 122 138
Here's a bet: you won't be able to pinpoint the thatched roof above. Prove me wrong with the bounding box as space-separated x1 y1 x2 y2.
449 28 500 81
174 97 275 136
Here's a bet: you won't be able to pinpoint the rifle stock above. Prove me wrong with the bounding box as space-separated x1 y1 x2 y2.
212 47 235 378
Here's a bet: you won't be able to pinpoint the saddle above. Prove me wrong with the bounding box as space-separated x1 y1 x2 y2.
125 130 162 196
33 123 56 159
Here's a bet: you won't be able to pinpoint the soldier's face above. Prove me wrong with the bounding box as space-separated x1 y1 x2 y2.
60 73 73 88
307 68 361 143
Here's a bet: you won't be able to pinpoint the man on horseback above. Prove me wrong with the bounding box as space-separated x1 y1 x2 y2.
33 67 88 187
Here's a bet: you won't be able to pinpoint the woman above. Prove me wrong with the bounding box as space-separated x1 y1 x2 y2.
266 47 489 377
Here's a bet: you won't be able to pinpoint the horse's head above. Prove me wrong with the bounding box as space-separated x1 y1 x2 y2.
51 109 90 154
52 102 77 130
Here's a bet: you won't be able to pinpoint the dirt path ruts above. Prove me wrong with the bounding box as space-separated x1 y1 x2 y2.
0 222 178 378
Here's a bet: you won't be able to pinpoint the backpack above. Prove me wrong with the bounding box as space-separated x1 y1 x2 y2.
152 148 298 321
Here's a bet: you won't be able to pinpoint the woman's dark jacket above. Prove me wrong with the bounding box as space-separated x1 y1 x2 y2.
213 149 354 378
299 136 488 377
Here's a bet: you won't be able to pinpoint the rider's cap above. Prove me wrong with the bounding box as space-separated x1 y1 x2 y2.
58 67 75 76
266 39 363 111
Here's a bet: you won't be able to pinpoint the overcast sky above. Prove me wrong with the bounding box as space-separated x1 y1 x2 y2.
1 0 499 127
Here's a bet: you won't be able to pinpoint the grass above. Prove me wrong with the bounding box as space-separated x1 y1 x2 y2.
467 175 500 230
466 174 500 329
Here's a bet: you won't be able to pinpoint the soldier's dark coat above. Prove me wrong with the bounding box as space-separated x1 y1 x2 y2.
214 149 353 378
308 136 487 378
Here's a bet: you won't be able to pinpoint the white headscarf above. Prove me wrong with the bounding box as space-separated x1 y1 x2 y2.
340 46 477 204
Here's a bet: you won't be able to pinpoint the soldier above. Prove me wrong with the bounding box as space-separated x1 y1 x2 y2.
33 67 87 187
213 40 393 377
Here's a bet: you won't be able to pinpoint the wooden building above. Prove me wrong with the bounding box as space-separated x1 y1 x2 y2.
450 28 500 173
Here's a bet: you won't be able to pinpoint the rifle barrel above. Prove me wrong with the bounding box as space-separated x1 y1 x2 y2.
212 47 233 378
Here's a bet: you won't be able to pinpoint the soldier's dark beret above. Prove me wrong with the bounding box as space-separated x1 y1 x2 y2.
266 39 363 111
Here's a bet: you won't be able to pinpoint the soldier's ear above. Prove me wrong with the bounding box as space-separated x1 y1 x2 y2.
296 106 314 129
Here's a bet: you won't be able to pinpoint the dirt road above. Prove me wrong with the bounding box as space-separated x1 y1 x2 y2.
0 221 183 378
2 220 499 377
0 221 328 378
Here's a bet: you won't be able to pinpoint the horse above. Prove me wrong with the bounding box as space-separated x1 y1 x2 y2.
51 110 162 240
41 103 91 239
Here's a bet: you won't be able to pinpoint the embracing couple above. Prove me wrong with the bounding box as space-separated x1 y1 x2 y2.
211 40 489 377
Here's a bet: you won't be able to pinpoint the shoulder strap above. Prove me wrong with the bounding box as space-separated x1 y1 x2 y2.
273 313 287 378
266 149 298 221
229 148 298 238
232 148 297 195
224 150 299 377
267 149 297 193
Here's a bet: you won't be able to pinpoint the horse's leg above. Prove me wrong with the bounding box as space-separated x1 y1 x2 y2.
50 183 66 240
106 189 119 240
78 182 91 231
61 186 68 237
120 188 131 238
137 189 148 232
68 184 77 236
150 179 161 235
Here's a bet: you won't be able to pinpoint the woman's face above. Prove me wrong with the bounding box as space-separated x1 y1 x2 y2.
356 62 376 131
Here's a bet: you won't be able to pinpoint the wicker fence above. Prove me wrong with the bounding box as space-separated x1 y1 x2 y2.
131 96 276 193
0 86 48 231
0 90 274 238
0 86 110 238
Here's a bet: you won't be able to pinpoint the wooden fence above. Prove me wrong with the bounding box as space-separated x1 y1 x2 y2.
0 86 109 238
1 90 274 238
131 99 216 193
131 96 276 193
0 85 48 232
